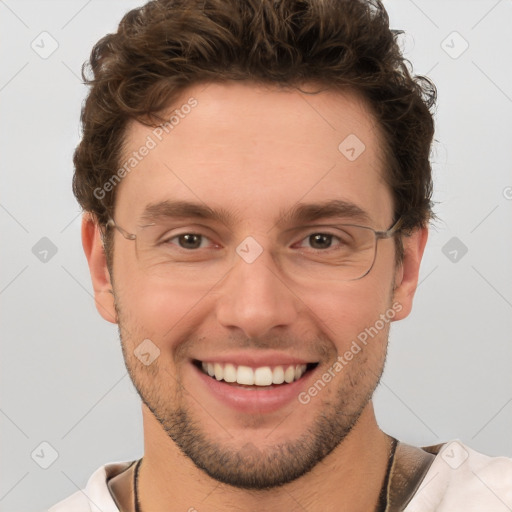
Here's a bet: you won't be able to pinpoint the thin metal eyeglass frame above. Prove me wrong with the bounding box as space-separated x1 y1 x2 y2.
103 216 404 281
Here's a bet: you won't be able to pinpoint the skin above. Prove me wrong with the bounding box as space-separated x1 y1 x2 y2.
83 81 428 512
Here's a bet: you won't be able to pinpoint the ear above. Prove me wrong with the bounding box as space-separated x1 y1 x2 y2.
81 213 118 324
391 227 428 321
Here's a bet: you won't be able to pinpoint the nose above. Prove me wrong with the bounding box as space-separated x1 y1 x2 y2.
214 239 300 339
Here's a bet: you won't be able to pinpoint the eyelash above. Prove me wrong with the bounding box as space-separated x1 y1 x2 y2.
162 231 343 251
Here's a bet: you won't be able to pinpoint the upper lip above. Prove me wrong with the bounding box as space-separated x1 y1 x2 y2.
192 351 318 368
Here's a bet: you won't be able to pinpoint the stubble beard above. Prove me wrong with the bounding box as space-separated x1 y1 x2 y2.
112 285 388 490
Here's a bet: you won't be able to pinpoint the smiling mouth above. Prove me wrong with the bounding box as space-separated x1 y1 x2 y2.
193 359 319 388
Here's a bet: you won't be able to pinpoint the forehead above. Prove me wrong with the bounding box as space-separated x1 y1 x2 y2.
116 81 393 229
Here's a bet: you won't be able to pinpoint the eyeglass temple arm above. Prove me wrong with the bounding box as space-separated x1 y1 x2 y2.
378 216 404 239
105 218 137 240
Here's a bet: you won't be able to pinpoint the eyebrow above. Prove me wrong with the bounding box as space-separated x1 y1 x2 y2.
277 199 371 228
138 199 371 229
139 200 242 226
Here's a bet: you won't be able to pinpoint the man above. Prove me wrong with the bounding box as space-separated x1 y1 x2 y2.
49 0 512 510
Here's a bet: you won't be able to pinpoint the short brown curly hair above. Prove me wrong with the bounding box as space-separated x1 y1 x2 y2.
73 0 436 268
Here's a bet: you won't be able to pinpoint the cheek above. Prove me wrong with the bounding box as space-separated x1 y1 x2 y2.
114 253 191 322
305 279 392 351
114 268 210 363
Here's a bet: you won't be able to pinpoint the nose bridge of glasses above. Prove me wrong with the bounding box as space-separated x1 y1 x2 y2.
230 230 282 269
221 232 319 296
225 241 307 303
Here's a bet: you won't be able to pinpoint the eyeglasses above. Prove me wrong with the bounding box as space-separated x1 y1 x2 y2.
104 216 403 284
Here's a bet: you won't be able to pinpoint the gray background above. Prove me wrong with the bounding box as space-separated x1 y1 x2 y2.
1 1 511 510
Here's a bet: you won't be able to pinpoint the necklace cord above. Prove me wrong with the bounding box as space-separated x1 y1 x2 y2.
134 458 142 512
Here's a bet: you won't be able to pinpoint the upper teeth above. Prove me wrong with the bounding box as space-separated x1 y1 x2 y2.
201 362 308 386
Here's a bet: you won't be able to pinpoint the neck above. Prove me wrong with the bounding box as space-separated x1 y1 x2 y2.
136 402 392 512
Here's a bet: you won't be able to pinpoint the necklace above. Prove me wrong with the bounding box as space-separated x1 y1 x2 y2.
133 437 397 512
377 436 398 511
134 457 142 512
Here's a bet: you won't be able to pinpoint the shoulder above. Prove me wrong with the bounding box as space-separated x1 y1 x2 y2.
48 460 135 512
405 440 512 512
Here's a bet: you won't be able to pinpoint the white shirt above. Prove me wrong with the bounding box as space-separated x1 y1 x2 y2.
48 440 512 511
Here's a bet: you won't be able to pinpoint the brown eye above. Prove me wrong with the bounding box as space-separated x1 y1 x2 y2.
296 232 341 251
308 233 335 250
163 233 212 250
177 234 203 249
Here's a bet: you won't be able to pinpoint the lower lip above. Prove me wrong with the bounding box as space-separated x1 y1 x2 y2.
192 362 317 414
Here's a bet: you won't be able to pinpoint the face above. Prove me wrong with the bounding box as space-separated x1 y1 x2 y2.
86 81 425 489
